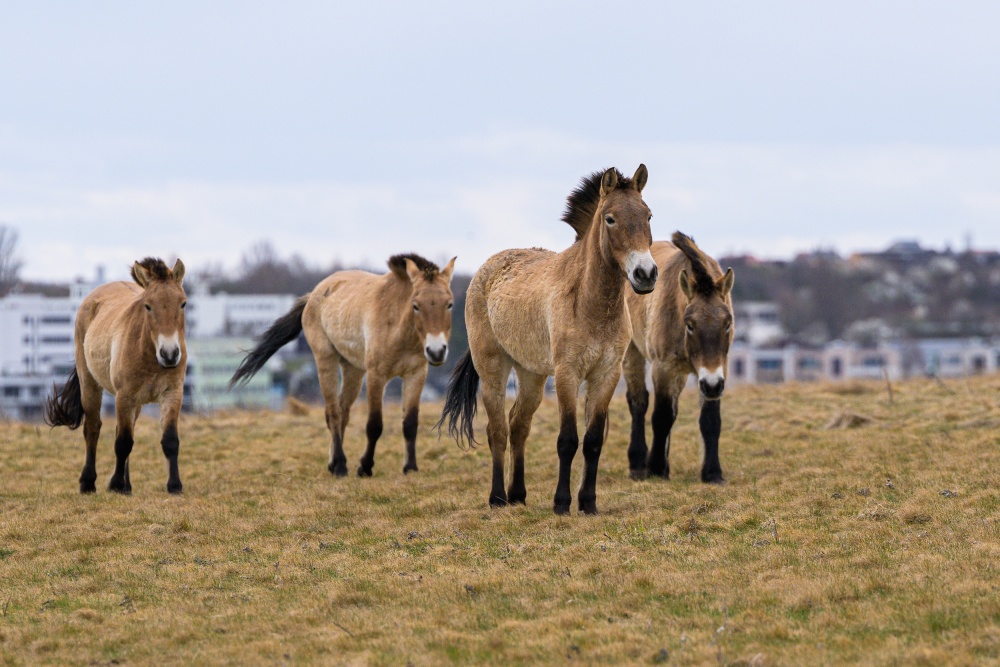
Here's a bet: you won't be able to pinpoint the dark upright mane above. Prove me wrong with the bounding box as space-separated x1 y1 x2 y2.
562 168 635 242
672 232 718 297
130 257 171 284
388 253 440 281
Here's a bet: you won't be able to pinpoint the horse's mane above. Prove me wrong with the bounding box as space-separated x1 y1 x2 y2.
672 232 718 297
388 253 440 281
562 168 635 242
130 257 171 285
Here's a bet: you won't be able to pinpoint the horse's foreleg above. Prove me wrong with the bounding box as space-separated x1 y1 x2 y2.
578 372 619 515
507 368 546 505
699 398 724 484
79 370 103 493
553 370 582 515
357 371 385 477
160 394 183 494
648 368 680 479
109 400 138 494
623 345 649 480
400 367 427 474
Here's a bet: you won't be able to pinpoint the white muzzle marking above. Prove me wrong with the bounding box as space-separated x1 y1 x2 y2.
424 332 448 364
625 250 657 291
698 366 726 387
157 332 181 367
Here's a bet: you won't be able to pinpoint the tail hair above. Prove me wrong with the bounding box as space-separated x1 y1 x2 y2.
435 350 480 449
229 296 307 388
44 367 84 429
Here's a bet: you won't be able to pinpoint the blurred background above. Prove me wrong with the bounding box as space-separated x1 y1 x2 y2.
2 1 999 417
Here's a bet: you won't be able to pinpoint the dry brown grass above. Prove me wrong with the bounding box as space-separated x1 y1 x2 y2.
1 376 999 665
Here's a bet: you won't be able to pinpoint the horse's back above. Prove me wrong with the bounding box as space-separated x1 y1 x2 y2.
467 248 558 375
304 269 386 368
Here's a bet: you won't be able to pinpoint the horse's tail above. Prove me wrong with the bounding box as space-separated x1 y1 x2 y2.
229 296 307 388
436 349 480 449
44 367 84 429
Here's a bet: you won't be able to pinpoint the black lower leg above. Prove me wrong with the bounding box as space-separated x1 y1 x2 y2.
648 394 675 478
402 407 418 473
553 415 578 515
328 432 348 476
626 387 649 478
161 423 182 494
507 457 526 505
578 412 606 515
358 410 382 477
109 430 134 493
700 399 724 483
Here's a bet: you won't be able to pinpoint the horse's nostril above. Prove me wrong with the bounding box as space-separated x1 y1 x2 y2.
649 265 658 282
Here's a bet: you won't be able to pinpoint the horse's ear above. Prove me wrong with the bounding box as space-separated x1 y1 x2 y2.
600 168 618 197
632 164 648 193
717 267 734 297
132 261 151 287
440 256 457 284
404 258 422 283
679 269 694 301
172 259 186 285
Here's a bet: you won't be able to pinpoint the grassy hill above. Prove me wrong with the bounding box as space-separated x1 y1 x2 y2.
1 376 998 665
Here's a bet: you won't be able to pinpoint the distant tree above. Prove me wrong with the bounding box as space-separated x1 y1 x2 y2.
0 224 23 295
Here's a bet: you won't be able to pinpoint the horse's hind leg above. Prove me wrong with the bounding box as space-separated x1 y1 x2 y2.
507 367 545 505
357 371 386 477
331 361 364 476
79 370 103 493
623 344 650 480
315 348 348 476
108 398 139 494
400 366 427 474
474 350 512 507
160 392 183 494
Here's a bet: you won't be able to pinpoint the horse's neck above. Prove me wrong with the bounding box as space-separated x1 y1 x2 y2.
570 228 626 321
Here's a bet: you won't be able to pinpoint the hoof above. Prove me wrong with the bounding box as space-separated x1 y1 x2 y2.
579 502 599 516
647 465 670 480
403 464 418 474
108 480 131 495
167 482 183 495
357 465 373 478
80 478 97 494
629 468 647 481
553 503 571 516
703 475 726 485
489 494 508 508
507 493 526 506
328 461 348 477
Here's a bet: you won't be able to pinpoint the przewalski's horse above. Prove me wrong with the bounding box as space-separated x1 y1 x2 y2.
230 254 456 477
623 232 735 484
439 166 658 515
44 258 189 494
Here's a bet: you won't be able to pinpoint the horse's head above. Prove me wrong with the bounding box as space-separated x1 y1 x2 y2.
132 258 187 369
598 164 658 294
679 259 735 401
393 255 456 366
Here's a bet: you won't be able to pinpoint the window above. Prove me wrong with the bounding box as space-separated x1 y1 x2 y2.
40 315 72 325
3 386 19 398
831 358 842 377
41 336 73 344
756 359 782 370
733 358 745 377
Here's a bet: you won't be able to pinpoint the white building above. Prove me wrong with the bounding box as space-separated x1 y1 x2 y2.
733 301 784 346
186 291 297 338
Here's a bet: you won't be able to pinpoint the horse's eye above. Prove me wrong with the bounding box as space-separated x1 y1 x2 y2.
181 302 187 310
648 214 653 222
447 302 453 311
145 304 152 312
412 303 420 313
604 215 615 226
685 322 694 334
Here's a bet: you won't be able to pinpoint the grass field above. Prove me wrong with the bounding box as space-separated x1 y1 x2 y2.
1 376 998 665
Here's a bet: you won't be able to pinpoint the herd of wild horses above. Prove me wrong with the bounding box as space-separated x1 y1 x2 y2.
44 165 736 515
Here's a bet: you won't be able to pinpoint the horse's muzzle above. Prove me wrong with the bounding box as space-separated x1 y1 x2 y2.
425 345 447 366
158 347 181 368
699 377 725 400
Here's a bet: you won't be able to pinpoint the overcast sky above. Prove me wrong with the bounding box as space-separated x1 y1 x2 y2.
3 1 999 282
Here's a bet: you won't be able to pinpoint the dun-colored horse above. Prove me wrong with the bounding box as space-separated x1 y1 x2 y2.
440 166 657 515
44 258 189 494
231 254 456 476
623 232 735 483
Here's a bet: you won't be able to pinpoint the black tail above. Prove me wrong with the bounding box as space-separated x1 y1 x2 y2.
229 296 307 388
44 367 84 429
436 350 480 449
